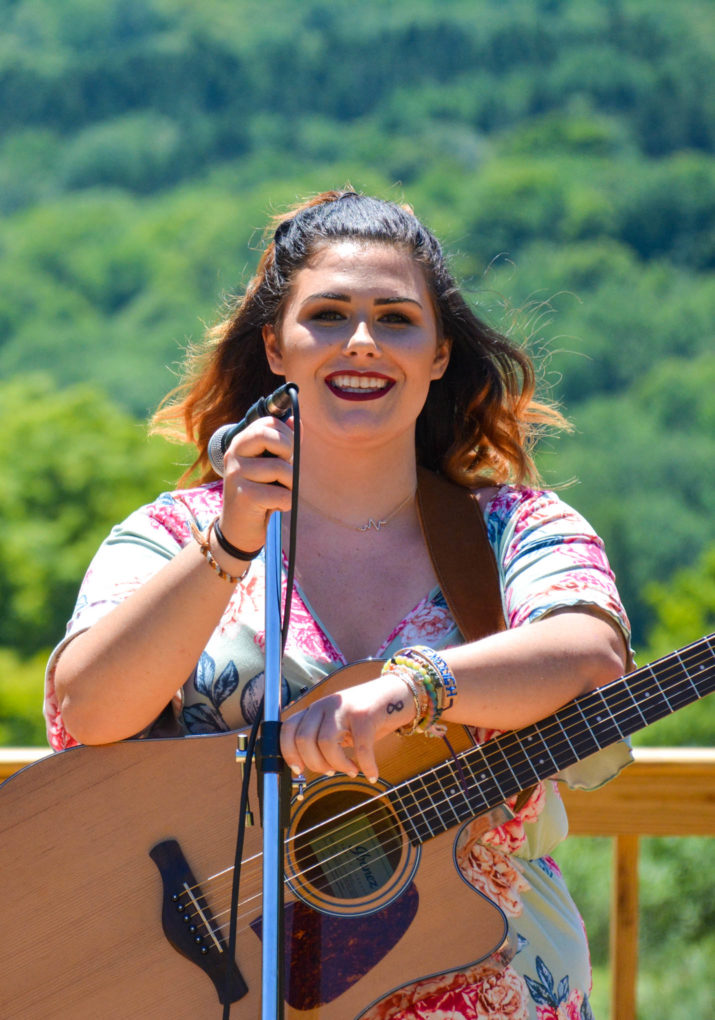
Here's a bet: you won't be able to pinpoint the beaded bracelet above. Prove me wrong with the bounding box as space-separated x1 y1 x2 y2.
392 652 442 710
190 520 248 585
400 645 457 711
213 517 264 562
382 662 430 736
383 655 442 736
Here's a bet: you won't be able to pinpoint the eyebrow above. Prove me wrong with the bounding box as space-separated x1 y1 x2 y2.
304 291 422 307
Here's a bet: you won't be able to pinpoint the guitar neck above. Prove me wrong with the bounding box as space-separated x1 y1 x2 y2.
390 633 715 845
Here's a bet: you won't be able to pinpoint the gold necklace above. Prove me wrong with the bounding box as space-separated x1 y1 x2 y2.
300 490 416 532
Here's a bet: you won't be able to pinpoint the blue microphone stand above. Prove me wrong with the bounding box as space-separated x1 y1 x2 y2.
260 510 287 1019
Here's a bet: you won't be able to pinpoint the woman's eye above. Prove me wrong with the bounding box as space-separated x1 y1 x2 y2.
380 311 411 324
313 309 345 321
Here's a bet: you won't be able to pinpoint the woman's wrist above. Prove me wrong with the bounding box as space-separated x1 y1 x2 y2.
213 516 264 563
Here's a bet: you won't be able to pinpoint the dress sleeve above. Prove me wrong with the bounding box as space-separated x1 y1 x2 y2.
485 486 634 790
43 486 222 750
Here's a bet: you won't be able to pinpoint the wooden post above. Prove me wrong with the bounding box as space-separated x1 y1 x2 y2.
610 833 640 1020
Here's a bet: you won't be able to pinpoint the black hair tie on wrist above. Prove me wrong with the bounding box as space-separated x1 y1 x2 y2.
213 517 264 561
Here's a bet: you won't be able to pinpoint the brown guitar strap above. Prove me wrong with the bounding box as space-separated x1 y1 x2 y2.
416 467 506 642
417 469 537 812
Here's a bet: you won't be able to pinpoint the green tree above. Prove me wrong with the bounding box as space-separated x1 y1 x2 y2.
0 375 187 655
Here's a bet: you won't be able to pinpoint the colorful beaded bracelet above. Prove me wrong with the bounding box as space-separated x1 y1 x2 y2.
400 645 457 711
384 663 431 736
382 644 457 737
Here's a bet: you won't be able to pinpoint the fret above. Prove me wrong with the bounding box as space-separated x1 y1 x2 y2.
460 746 510 814
410 773 446 835
558 702 601 762
689 645 715 699
584 686 623 747
385 634 714 848
667 647 714 707
508 724 560 781
491 731 542 789
435 758 483 822
690 638 715 696
601 680 646 738
478 743 521 802
535 716 579 772
417 766 464 831
387 784 432 846
627 668 670 725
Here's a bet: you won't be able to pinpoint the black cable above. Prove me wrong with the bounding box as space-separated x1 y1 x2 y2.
222 385 300 1017
222 707 261 1019
281 385 300 652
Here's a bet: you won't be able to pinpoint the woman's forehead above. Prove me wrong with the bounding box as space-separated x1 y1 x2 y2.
292 240 430 300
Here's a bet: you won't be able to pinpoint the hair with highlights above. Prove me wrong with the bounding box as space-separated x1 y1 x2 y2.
152 189 566 487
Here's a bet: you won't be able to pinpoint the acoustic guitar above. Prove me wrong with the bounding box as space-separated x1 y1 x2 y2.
1 634 712 1019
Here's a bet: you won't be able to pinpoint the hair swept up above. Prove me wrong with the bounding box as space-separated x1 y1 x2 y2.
152 188 567 488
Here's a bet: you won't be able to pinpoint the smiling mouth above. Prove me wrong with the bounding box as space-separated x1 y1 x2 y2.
325 373 395 401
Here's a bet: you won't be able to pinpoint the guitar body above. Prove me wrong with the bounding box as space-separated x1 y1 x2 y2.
0 662 509 1019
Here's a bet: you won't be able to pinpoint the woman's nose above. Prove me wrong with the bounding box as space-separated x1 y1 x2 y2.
344 320 379 355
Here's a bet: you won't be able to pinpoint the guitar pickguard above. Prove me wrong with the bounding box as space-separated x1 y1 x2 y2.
250 885 419 1009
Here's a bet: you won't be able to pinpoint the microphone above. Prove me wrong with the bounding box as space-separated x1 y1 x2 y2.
207 382 297 476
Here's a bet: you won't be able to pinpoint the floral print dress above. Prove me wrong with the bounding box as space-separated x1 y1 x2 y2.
45 483 632 1019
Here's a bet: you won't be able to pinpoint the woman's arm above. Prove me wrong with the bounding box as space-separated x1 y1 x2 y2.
442 606 627 729
279 608 627 783
53 416 294 746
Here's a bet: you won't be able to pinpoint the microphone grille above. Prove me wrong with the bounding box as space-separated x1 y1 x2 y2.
207 424 232 477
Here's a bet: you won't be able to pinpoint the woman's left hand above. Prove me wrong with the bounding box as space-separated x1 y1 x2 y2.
280 673 415 783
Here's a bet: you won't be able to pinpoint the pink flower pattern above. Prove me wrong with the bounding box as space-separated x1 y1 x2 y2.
44 481 626 1016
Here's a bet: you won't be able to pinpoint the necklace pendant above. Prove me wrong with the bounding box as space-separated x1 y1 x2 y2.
360 517 388 532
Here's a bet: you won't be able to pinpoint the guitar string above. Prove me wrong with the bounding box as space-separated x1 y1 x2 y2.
176 641 715 934
184 655 715 939
180 642 715 934
185 649 715 934
219 637 715 881
176 640 714 935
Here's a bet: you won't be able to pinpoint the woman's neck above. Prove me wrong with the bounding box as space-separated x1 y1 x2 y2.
296 435 418 524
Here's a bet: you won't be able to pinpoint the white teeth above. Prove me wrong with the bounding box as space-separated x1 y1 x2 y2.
330 374 389 391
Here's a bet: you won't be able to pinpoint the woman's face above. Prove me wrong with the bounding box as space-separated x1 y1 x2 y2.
263 240 450 454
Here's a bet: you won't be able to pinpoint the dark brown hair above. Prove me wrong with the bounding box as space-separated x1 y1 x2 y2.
153 189 566 486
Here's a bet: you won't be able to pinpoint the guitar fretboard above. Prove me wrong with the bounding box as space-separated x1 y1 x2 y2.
388 633 715 845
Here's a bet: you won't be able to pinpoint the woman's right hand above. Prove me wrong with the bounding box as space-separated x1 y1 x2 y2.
217 414 295 560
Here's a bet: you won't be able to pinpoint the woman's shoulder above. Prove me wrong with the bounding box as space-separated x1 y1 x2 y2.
148 480 224 521
478 484 595 545
476 483 561 518
115 480 225 545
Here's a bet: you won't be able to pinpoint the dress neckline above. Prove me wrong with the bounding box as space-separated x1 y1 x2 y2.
282 554 444 664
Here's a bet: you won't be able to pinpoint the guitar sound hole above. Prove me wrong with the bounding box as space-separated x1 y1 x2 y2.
290 783 405 906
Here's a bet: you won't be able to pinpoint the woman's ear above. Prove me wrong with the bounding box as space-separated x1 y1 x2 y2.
262 324 284 375
430 336 452 380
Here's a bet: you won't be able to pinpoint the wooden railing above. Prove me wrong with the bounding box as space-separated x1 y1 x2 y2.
2 746 713 1019
561 747 715 1020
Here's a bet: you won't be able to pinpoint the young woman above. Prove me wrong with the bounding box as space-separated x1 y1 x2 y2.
46 190 632 1018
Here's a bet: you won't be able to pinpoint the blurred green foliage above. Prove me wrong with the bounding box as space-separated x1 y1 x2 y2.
0 376 188 655
0 5 712 1016
1 0 712 652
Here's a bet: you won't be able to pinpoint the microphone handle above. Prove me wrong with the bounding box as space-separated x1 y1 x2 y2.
220 384 296 454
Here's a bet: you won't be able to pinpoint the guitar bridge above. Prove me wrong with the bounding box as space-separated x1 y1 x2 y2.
149 838 248 1005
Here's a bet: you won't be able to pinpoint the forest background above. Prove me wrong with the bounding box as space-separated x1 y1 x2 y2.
0 0 712 1016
